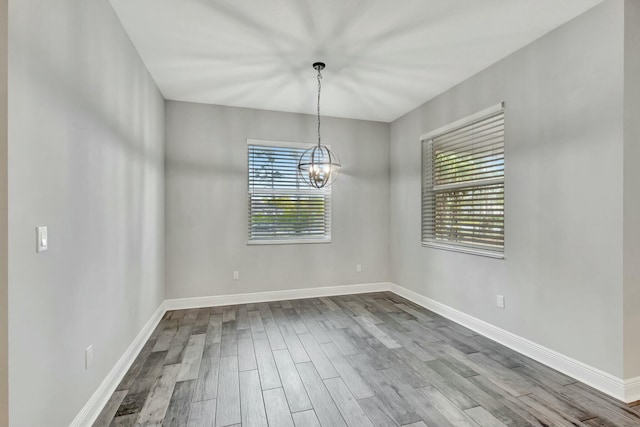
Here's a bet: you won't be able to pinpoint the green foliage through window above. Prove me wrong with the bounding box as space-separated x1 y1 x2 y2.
248 142 331 242
422 109 505 255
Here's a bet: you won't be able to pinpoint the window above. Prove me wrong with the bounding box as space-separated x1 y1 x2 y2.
421 103 505 258
248 139 331 244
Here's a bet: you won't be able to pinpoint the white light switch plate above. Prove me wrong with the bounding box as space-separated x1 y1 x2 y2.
497 295 505 309
36 226 48 252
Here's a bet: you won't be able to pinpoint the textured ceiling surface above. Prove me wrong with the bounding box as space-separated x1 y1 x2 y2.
110 0 603 122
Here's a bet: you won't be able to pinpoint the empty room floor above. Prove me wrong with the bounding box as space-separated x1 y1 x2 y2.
94 292 640 426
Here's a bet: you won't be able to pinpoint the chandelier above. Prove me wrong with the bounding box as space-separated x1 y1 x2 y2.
297 62 341 188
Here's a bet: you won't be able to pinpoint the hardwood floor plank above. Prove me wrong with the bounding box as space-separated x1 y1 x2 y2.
357 396 400 427
116 352 169 417
292 410 322 427
299 333 339 379
282 332 311 363
205 315 223 347
249 310 268 340
324 377 374 427
220 321 238 357
517 394 586 427
238 337 258 371
417 386 479 427
181 309 199 327
346 301 384 324
466 352 535 397
354 316 401 349
380 368 455 427
153 326 178 353
418 361 478 410
162 380 196 427
263 388 295 427
382 328 435 362
239 370 268 427
187 399 216 427
253 338 282 389
363 369 421 425
320 342 375 399
327 329 360 356
424 341 479 378
264 316 287 351
395 303 434 324
284 308 310 334
303 318 333 344
467 374 555 427
215 356 241 426
193 343 221 401
178 334 206 381
529 385 598 421
464 406 508 427
296 361 347 427
236 305 250 330
272 349 312 412
450 375 532 427
135 364 181 427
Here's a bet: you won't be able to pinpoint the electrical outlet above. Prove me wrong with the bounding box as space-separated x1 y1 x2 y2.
497 295 505 309
85 345 94 369
233 271 239 280
356 264 362 273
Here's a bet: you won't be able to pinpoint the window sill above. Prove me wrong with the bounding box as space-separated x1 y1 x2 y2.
422 241 504 259
248 238 332 246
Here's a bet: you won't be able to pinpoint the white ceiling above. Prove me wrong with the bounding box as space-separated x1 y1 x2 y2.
110 0 603 123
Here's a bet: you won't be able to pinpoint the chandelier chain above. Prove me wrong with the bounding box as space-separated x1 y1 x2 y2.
317 67 322 147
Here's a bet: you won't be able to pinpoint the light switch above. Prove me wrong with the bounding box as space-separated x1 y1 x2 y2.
36 226 48 252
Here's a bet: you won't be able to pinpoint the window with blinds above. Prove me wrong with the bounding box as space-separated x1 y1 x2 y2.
421 104 505 257
248 140 331 244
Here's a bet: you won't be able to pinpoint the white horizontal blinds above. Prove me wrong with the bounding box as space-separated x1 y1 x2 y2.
248 143 330 242
422 109 505 253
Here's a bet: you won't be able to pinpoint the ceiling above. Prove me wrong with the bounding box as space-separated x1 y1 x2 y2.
110 0 603 123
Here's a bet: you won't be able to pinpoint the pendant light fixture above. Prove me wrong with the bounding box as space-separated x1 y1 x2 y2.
297 62 341 188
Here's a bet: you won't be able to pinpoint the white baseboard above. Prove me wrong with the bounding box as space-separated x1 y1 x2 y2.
626 376 640 403
70 301 167 427
164 282 392 311
389 283 635 403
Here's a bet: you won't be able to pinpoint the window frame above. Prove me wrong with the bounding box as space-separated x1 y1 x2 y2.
420 102 505 259
246 139 332 245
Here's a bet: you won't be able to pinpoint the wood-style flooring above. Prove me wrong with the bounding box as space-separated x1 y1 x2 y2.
94 292 640 426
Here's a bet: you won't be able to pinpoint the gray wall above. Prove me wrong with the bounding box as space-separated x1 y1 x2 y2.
0 0 6 422
165 101 390 299
624 0 640 379
8 1 165 425
390 0 625 377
